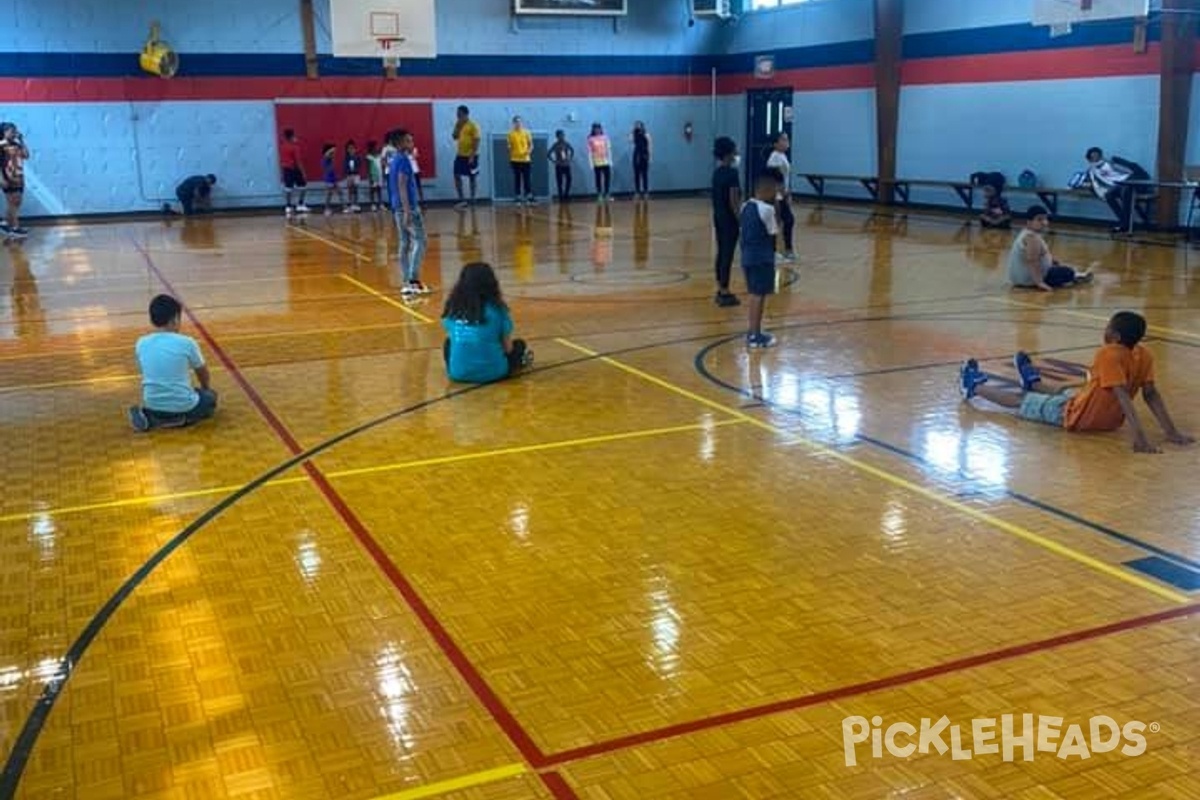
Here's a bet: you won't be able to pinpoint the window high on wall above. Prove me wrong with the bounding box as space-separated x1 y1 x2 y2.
749 0 815 9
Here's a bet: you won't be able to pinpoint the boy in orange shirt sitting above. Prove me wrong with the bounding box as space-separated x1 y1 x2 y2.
959 311 1192 453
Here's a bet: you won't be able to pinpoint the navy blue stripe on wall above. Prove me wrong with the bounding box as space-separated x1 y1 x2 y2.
715 39 874 73
903 19 1163 60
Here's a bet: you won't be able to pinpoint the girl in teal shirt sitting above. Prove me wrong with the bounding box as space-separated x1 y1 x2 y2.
442 262 532 383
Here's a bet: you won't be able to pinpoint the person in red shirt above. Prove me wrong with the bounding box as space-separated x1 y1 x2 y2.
959 311 1192 453
279 128 309 217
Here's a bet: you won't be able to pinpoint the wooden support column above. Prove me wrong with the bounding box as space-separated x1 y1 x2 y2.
1156 0 1196 228
300 0 319 80
874 0 904 205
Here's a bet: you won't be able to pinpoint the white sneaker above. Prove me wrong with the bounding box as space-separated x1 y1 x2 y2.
285 206 294 217
775 252 787 263
296 204 311 214
454 201 469 210
324 208 333 216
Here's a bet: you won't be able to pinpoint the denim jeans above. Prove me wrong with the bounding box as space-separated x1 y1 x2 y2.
394 207 426 281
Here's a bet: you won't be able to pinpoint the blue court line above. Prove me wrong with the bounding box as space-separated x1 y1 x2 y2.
1125 557 1200 591
693 335 1200 574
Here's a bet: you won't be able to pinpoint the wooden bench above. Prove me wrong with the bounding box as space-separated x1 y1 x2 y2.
800 173 1158 227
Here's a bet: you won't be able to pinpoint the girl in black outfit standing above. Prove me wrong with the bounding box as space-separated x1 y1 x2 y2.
632 122 652 199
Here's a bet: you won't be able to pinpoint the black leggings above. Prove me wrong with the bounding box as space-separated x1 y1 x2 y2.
714 219 739 291
555 165 572 199
633 155 649 195
593 165 611 196
511 161 532 198
776 196 795 251
444 338 528 378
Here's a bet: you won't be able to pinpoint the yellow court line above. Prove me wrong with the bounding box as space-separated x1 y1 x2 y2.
0 321 422 364
370 763 526 800
0 373 140 393
339 273 435 324
553 337 1190 605
289 224 369 262
0 420 734 524
330 419 746 479
989 296 1200 341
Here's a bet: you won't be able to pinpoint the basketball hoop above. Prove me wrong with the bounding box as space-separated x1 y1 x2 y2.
375 36 405 74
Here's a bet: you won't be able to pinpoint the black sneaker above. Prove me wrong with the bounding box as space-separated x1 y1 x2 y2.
715 291 741 307
128 406 151 432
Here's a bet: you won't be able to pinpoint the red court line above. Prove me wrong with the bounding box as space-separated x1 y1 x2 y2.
539 771 582 800
134 240 548 769
540 601 1200 766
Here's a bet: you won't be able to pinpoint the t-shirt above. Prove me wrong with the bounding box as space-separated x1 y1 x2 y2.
1 139 26 186
387 151 419 211
588 135 611 167
1007 228 1050 287
508 129 532 163
442 303 514 383
177 175 210 199
322 154 337 183
1063 344 1155 432
740 199 777 267
344 154 361 178
550 140 574 165
381 144 398 177
280 141 301 170
455 119 481 158
766 151 791 197
711 165 740 226
135 331 204 413
367 154 383 183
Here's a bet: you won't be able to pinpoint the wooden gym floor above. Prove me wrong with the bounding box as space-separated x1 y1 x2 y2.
0 198 1197 800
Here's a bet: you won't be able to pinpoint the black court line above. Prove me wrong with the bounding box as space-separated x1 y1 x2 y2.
693 336 1200 573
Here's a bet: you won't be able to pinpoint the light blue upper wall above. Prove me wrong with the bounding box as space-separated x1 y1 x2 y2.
902 0 1034 35
0 0 306 53
718 0 874 54
0 0 716 57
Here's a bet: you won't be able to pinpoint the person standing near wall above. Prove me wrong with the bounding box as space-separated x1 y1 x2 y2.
711 136 742 308
507 116 534 206
631 121 652 199
766 132 795 262
0 122 30 237
549 129 574 202
587 123 612 202
452 105 481 210
279 128 309 217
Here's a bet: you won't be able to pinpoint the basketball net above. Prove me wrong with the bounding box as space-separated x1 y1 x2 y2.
376 37 405 75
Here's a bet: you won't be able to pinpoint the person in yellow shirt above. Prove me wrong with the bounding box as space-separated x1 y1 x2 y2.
507 116 535 205
451 105 481 209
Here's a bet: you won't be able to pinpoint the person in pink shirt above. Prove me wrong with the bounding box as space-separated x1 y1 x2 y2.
587 123 612 202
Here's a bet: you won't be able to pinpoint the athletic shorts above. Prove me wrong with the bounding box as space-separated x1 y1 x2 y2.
1017 391 1073 428
281 167 306 189
454 156 479 178
742 261 776 296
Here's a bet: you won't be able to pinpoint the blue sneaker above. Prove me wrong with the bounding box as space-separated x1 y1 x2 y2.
747 332 777 349
1013 352 1041 391
128 406 151 433
959 359 988 400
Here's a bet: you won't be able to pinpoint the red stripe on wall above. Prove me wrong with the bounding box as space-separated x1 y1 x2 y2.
902 43 1160 86
717 64 874 93
0 74 712 103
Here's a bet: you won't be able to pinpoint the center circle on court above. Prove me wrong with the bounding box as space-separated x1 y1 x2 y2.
568 270 690 286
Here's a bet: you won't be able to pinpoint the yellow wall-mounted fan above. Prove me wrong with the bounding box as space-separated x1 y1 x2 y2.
139 21 179 78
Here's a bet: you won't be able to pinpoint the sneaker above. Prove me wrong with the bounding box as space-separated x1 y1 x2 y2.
296 204 311 214
400 283 418 295
9 227 28 238
1074 269 1094 284
960 358 988 400
775 252 787 264
455 201 469 210
324 208 333 216
1013 352 1042 391
520 349 535 367
128 406 151 433
715 291 741 307
526 196 537 205
412 280 433 295
342 206 354 214
285 206 295 217
783 251 797 262
746 332 777 349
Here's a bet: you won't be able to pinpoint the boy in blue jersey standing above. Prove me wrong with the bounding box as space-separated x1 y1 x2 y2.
741 171 782 348
386 129 430 295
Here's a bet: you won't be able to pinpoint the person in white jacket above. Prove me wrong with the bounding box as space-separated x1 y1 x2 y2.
1084 147 1150 232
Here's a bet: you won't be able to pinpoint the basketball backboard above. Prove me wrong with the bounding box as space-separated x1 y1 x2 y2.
1031 0 1149 27
329 0 437 58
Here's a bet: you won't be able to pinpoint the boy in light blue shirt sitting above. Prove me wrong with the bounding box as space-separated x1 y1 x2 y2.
128 294 217 432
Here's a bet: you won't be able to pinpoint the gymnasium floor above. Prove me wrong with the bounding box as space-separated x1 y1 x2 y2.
0 197 1197 800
